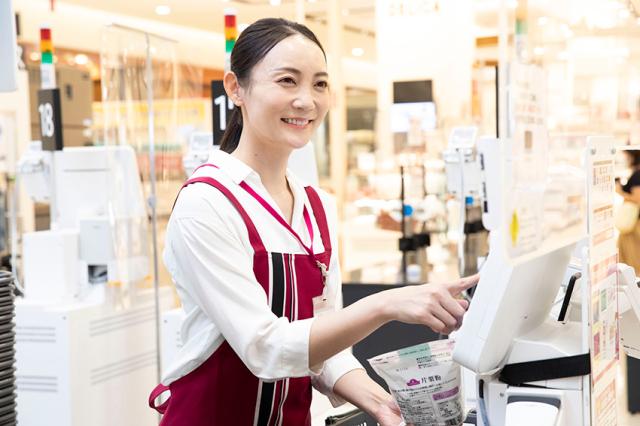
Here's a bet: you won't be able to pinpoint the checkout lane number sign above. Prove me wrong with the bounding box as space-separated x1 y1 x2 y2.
37 88 63 151
211 80 234 145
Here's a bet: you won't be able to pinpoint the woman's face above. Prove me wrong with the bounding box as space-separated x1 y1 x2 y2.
236 34 330 153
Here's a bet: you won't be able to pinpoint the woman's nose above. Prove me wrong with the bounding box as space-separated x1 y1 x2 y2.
292 89 314 111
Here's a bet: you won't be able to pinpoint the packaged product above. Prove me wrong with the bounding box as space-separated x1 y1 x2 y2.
369 339 464 426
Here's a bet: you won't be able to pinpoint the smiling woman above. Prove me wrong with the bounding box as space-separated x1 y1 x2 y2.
219 19 329 158
148 17 477 426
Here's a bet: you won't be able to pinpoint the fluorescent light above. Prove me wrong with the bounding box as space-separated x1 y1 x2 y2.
351 47 364 57
155 5 171 16
270 0 281 5
29 51 40 61
507 0 518 9
74 53 89 65
533 46 545 56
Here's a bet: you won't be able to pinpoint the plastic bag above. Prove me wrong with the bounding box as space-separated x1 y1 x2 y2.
369 339 464 426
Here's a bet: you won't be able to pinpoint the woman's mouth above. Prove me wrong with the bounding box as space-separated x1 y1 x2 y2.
281 118 312 128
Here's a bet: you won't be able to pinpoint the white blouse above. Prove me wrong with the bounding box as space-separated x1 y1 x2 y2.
161 149 363 405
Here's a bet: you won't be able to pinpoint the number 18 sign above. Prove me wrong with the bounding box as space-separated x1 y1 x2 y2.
37 88 63 151
211 80 234 145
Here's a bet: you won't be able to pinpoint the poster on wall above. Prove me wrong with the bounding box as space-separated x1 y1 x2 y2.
586 136 619 426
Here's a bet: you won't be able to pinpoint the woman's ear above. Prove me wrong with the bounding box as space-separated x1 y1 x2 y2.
223 71 243 107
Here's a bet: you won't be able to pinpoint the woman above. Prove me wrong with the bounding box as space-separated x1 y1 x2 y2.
149 18 477 426
618 150 640 274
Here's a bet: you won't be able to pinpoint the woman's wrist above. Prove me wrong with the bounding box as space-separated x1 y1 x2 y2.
333 369 391 418
370 290 396 324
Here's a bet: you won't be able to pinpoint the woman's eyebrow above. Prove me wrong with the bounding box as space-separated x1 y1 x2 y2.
271 67 329 78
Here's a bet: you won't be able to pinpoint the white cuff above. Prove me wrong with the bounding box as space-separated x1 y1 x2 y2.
311 350 364 407
282 317 325 377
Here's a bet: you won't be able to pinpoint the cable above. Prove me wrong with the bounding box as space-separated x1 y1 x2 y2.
478 379 491 426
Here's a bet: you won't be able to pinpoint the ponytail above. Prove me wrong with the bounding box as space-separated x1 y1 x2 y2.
219 107 243 154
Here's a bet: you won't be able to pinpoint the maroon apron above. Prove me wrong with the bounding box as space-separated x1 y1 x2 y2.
149 168 331 426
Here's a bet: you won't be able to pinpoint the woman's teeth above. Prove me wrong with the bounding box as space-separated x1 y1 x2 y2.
282 118 310 126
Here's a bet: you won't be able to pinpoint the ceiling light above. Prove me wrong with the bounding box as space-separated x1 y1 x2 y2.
351 47 364 57
270 0 281 5
29 51 40 61
507 0 518 9
74 53 89 65
533 46 545 56
155 5 171 16
537 16 549 26
308 0 317 2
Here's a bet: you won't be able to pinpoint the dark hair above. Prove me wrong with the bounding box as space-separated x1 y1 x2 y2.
626 150 640 167
219 18 326 154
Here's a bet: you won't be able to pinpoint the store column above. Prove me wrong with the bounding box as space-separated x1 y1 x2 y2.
327 0 347 216
295 0 305 24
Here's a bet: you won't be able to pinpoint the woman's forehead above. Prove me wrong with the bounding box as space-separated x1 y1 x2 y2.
259 35 327 74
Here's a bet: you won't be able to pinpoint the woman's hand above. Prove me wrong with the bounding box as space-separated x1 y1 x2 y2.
383 274 479 334
374 396 413 426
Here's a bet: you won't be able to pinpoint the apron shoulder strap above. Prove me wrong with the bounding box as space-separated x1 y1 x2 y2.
304 186 332 253
178 176 266 254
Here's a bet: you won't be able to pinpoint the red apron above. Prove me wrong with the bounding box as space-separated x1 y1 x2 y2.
149 168 331 426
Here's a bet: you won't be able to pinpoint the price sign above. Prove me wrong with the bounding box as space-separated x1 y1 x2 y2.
211 80 234 146
37 88 63 151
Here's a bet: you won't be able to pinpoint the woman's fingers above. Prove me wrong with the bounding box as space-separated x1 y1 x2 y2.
441 294 466 319
447 274 480 295
430 305 458 331
425 314 447 333
457 298 470 310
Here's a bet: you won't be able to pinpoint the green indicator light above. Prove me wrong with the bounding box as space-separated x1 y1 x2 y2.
41 51 53 64
225 39 235 53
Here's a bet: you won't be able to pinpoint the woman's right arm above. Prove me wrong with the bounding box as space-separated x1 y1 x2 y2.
308 275 476 369
169 186 476 379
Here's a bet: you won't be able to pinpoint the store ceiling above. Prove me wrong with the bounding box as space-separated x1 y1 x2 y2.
58 0 377 36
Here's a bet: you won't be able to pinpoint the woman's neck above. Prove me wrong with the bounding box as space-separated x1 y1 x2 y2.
231 138 291 195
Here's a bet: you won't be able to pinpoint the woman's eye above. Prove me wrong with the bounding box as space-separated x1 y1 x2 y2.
278 77 296 85
315 81 329 89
